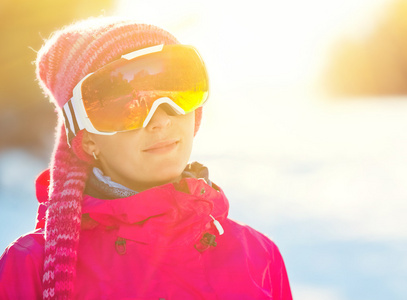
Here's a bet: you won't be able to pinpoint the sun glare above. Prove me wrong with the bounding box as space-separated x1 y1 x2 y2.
115 0 390 92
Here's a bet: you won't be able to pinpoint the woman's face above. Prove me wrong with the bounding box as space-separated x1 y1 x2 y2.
82 106 195 191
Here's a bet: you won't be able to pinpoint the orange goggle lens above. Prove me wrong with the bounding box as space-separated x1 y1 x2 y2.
81 44 208 132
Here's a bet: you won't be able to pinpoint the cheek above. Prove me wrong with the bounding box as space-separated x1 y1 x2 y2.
182 112 196 137
95 135 141 164
99 139 122 157
181 114 196 155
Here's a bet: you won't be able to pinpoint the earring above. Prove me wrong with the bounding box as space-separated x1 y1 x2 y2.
92 152 99 160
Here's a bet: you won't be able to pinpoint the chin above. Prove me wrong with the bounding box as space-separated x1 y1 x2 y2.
154 162 187 184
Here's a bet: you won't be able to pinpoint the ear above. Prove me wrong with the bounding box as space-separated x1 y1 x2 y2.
81 130 98 157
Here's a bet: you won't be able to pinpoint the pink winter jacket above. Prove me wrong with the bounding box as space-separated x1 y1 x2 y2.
0 170 292 299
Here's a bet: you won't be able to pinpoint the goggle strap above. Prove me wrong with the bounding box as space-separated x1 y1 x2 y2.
121 44 164 60
68 100 81 135
62 99 80 145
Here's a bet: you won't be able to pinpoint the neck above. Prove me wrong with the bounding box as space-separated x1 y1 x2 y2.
127 174 183 192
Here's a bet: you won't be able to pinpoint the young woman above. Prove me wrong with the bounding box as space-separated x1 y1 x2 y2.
0 17 292 299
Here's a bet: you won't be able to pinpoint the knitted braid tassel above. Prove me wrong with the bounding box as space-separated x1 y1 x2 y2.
35 17 195 299
42 123 90 299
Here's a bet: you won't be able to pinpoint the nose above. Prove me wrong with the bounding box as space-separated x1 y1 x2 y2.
146 105 172 130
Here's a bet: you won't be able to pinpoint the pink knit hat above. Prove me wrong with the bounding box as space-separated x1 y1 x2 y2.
36 17 203 299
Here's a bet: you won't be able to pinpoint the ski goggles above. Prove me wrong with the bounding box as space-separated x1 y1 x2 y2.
62 44 209 144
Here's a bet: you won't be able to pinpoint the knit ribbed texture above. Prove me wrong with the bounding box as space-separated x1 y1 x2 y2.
35 17 203 299
42 122 90 299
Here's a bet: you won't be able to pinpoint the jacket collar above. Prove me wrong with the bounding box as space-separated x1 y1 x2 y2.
81 178 229 247
35 167 229 248
84 161 212 200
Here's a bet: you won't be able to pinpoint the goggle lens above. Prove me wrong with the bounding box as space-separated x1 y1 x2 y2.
81 45 208 132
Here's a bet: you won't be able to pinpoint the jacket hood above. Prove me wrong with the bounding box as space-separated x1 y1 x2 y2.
35 169 50 230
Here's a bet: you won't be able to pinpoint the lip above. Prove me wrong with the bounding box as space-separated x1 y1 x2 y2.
143 139 179 154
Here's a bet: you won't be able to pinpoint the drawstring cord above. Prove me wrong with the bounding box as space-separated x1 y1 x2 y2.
195 215 224 252
209 214 224 235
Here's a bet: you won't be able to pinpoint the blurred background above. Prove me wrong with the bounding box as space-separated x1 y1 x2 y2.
1 0 407 299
